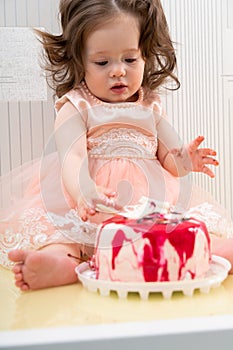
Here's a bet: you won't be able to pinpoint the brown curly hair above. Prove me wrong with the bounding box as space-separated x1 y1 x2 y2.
35 0 180 98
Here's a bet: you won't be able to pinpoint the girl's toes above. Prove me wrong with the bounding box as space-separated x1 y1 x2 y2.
15 280 29 291
21 284 30 291
8 249 26 263
14 272 23 281
12 264 23 274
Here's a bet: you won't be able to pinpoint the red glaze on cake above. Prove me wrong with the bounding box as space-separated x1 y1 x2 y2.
94 213 211 282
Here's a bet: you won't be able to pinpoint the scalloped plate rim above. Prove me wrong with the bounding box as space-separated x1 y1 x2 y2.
75 255 231 296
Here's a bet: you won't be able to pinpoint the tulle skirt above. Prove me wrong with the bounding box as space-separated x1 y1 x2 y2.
1 151 232 269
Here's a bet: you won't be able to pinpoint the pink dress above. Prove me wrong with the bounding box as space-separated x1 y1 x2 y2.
0 83 232 268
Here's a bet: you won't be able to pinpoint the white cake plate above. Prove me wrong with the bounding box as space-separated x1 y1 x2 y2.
75 255 231 300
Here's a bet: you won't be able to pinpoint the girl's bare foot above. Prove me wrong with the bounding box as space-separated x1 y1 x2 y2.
8 245 79 291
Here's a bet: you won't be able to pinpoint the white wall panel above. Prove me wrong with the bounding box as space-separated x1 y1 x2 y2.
161 0 233 218
222 77 233 214
222 0 233 74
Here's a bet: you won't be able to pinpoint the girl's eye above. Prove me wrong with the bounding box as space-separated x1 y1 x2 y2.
95 61 108 66
125 58 137 63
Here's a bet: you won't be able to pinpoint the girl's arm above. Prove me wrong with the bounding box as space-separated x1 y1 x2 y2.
55 101 116 221
156 115 219 177
55 101 92 202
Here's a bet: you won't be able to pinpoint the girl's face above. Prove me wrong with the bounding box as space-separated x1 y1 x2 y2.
84 13 145 103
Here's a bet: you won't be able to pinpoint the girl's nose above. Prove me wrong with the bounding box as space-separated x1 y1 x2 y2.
110 63 126 78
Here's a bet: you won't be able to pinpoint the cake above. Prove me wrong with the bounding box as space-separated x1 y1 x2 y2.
93 201 211 282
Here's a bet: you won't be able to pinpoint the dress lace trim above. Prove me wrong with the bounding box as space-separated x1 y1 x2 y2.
187 202 233 238
1 202 232 269
88 128 157 159
0 208 97 269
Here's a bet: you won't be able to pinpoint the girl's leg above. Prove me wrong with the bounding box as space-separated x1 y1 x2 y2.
8 243 84 291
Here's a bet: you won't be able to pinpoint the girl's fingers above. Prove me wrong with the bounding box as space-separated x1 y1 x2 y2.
79 210 88 221
202 157 219 166
77 188 118 220
202 166 215 178
189 136 205 152
77 204 89 221
87 207 96 215
200 149 217 158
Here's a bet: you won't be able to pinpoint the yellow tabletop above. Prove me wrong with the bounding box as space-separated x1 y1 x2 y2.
1 265 233 332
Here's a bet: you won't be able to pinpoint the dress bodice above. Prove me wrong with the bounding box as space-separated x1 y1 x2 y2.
55 83 163 160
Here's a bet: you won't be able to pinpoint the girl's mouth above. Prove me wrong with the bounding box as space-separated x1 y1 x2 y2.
111 84 127 94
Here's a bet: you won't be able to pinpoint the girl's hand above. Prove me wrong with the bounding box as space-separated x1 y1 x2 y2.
77 185 119 221
186 135 219 177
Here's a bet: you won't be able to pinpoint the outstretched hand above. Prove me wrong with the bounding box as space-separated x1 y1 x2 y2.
77 185 120 222
186 135 219 178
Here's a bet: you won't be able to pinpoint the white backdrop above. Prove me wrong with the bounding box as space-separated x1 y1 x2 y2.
161 0 233 219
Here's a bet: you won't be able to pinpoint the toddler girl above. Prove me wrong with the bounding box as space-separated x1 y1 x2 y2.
1 0 232 290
